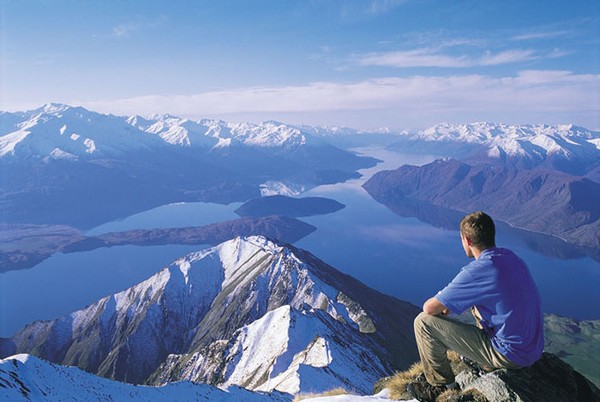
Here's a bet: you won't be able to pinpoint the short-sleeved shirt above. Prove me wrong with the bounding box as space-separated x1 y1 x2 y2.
436 247 544 367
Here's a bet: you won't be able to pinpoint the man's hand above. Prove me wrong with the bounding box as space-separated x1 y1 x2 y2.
423 297 450 316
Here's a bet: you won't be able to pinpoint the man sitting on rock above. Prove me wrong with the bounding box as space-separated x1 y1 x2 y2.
407 211 544 402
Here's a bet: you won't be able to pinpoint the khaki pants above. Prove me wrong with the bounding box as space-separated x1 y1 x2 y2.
414 310 520 385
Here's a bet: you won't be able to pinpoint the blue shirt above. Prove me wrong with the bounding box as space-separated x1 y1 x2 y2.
436 247 544 367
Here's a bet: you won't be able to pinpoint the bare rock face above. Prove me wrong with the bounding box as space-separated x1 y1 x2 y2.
455 353 600 402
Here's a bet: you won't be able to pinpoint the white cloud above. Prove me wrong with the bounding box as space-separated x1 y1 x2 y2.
112 22 140 37
367 0 407 15
356 48 538 68
80 70 600 129
111 17 165 38
479 49 537 66
357 48 471 68
511 30 571 41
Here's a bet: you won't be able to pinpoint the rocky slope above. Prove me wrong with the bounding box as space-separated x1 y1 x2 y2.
0 236 420 395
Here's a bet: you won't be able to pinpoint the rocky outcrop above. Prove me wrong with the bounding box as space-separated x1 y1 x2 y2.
452 353 600 402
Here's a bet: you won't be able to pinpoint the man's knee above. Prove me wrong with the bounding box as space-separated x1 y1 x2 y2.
414 311 435 333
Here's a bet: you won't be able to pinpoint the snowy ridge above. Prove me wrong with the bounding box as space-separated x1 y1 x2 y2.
413 122 597 144
0 103 158 158
126 114 313 149
0 104 317 158
3 236 418 395
0 354 292 401
152 237 390 394
407 122 600 169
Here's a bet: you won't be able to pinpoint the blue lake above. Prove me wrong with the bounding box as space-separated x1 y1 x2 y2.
1 147 598 337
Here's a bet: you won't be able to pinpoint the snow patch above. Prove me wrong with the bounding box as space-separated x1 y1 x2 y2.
260 181 305 196
83 138 96 153
0 130 30 156
49 148 78 160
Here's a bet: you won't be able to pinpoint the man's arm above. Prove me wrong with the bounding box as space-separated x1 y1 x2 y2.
423 297 450 316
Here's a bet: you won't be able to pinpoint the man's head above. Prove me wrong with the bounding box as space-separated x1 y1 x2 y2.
459 211 496 258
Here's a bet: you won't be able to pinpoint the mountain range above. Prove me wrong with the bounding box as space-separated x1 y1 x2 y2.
389 122 600 178
365 122 600 249
0 236 420 395
0 104 377 228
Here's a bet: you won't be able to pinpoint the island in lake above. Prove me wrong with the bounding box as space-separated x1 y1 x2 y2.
0 216 316 273
234 195 345 218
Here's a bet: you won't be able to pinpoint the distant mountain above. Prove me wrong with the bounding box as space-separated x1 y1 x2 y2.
234 195 345 218
389 123 600 176
0 103 162 159
0 104 377 228
0 236 420 395
297 124 403 148
133 116 314 150
363 158 600 249
0 354 292 402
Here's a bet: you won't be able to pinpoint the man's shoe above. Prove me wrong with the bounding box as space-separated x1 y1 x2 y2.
406 380 450 402
414 372 427 383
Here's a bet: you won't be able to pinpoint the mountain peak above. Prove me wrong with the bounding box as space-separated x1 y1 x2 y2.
38 103 73 114
2 235 419 394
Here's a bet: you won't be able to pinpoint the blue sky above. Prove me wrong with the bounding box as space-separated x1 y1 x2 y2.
1 0 599 130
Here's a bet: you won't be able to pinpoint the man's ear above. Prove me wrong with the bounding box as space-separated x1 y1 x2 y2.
464 236 472 246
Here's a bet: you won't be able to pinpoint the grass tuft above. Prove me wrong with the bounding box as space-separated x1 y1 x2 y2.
374 361 424 400
374 351 488 401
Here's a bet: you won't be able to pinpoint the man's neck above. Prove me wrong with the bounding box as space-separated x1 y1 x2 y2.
472 246 485 259
473 245 494 259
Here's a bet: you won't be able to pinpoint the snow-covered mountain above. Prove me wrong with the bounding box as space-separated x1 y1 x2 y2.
0 104 377 228
391 122 600 175
0 236 419 395
0 104 324 159
126 115 315 150
0 103 161 159
0 354 293 401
